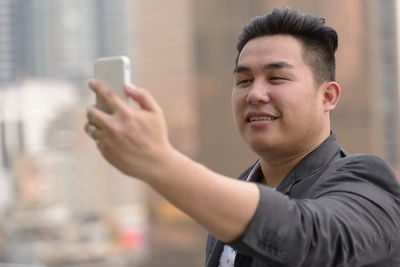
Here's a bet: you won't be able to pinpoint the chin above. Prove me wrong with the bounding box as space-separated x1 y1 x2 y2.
247 138 277 154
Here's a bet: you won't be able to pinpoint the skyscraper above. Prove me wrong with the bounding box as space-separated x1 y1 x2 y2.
0 0 135 167
0 0 133 93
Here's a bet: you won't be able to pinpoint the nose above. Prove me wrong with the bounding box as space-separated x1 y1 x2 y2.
246 80 270 105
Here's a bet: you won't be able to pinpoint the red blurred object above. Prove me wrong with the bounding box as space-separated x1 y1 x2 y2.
119 228 146 250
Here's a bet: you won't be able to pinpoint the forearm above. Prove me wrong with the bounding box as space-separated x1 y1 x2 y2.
145 146 260 243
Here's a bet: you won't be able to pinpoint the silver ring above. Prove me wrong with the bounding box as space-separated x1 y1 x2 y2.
88 124 96 138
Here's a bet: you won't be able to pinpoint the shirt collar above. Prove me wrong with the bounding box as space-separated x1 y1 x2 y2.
245 160 261 182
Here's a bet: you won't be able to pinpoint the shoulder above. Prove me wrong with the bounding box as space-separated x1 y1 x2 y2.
331 154 398 186
312 153 400 203
334 153 393 171
312 154 400 244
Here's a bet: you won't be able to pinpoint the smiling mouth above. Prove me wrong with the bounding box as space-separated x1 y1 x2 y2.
248 116 277 122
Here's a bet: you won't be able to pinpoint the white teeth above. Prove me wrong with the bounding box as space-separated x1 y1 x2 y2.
249 116 276 122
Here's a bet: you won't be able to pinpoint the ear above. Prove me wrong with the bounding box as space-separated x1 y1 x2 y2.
322 81 341 112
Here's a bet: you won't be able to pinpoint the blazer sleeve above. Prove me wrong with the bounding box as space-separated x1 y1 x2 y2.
228 155 400 267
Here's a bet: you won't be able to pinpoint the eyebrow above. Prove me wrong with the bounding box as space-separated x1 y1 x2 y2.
233 61 294 74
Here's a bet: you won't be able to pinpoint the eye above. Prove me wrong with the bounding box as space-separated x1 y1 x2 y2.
269 76 288 84
236 79 253 86
270 76 286 80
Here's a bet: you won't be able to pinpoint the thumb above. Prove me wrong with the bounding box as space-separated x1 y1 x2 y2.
125 84 161 113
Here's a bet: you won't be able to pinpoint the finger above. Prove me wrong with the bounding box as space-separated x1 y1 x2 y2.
84 122 92 135
84 122 106 141
86 105 112 129
89 79 127 113
84 122 99 138
125 84 161 113
84 122 98 140
92 127 105 142
86 123 97 138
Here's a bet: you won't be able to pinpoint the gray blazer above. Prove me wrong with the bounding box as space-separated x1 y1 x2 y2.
205 134 400 267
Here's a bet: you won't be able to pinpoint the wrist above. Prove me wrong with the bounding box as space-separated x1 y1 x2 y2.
144 143 184 186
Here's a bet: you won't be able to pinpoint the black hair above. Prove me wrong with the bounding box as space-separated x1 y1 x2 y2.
236 7 338 84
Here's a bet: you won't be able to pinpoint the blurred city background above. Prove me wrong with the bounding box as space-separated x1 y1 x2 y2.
0 0 399 266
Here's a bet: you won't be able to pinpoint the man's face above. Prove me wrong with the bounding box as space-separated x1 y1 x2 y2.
232 35 329 160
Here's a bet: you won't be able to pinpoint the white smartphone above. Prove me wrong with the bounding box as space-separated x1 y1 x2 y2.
94 56 131 113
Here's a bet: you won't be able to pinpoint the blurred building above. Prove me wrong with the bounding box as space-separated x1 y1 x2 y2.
0 1 150 265
0 0 139 210
363 0 400 169
0 0 132 94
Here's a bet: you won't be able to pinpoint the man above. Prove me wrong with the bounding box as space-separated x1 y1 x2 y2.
85 7 400 267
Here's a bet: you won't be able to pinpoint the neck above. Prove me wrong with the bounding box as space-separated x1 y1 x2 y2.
259 131 331 188
259 154 305 188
